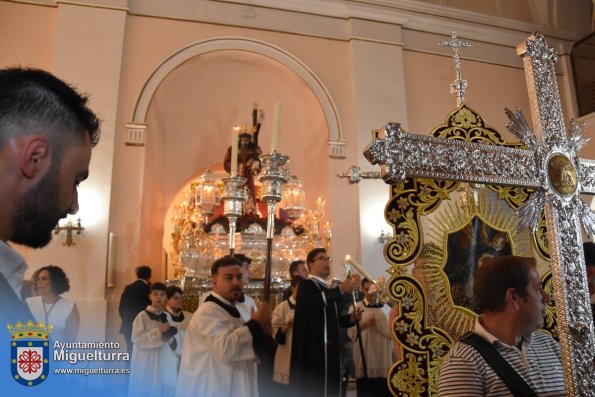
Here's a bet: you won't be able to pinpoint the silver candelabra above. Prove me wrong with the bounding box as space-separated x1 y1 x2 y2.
259 148 290 301
221 175 247 256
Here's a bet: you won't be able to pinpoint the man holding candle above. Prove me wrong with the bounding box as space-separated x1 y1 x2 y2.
176 256 272 397
290 248 361 397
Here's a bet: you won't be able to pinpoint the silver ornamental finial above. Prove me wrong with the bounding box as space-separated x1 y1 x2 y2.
337 165 382 184
439 30 472 106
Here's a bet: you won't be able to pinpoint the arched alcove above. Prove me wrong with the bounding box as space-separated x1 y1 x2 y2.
137 48 332 269
130 37 343 144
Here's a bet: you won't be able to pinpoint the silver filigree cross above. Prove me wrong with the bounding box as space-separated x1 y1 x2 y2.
439 31 472 106
364 32 595 396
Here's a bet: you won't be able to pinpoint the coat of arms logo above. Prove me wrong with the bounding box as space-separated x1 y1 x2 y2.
8 320 52 386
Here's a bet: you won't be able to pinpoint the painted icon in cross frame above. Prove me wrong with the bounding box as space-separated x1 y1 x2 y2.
382 104 556 397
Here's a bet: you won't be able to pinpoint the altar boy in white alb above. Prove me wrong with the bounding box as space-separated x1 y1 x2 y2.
176 256 272 397
271 275 303 386
128 282 179 397
165 285 193 372
348 277 394 396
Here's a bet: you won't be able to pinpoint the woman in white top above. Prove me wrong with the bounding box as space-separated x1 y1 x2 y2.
26 265 80 342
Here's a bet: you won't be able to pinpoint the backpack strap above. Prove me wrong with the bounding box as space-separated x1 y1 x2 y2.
460 332 537 397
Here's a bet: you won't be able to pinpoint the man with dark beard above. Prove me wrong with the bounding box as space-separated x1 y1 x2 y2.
0 67 100 326
177 256 272 397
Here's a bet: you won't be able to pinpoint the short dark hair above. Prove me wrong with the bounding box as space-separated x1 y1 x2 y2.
306 248 327 269
40 265 70 295
166 285 183 299
361 277 372 288
211 256 242 276
289 260 305 277
136 266 152 280
584 242 595 267
30 268 42 284
473 255 536 313
290 275 304 288
234 253 252 265
150 282 167 292
0 68 101 164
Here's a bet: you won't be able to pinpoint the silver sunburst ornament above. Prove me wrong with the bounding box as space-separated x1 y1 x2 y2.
505 107 595 236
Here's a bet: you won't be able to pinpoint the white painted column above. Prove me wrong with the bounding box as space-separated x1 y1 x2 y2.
348 18 410 278
25 1 127 343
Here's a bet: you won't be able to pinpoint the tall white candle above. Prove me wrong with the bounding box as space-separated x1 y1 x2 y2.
345 255 374 281
231 126 239 176
271 101 281 151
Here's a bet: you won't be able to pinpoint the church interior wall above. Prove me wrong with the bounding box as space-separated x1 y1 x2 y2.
138 50 332 278
438 0 536 23
403 50 533 137
0 1 55 69
110 15 362 284
348 34 409 276
1 0 593 353
47 3 126 344
0 1 128 344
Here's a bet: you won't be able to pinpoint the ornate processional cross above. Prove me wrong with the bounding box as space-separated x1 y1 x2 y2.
364 32 595 396
439 31 472 106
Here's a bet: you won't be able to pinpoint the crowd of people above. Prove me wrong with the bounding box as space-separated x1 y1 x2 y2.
119 248 395 397
0 67 586 397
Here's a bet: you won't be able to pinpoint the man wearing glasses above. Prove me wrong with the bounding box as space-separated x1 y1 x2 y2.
290 248 361 397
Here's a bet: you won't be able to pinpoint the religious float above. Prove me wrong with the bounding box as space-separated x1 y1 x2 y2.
168 104 332 311
339 32 595 396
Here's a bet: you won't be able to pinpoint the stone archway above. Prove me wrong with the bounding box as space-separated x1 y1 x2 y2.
128 36 344 154
133 39 336 273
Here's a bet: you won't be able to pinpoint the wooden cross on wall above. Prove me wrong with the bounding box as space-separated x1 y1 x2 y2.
364 32 595 396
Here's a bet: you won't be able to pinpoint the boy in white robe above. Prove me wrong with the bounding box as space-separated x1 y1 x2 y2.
128 282 179 397
272 276 303 386
165 285 193 371
348 278 393 397
176 256 272 397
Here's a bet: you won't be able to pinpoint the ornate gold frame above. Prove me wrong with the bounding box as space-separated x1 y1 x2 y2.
384 105 557 396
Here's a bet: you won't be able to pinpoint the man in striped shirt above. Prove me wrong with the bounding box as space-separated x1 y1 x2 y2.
438 255 565 396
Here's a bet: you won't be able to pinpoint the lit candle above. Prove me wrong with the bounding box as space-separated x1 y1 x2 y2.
204 186 213 204
345 255 373 281
344 255 353 277
271 101 281 151
231 126 239 176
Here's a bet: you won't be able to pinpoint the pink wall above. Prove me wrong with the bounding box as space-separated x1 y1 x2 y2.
1 0 592 323
110 15 358 282
0 2 55 68
138 49 330 269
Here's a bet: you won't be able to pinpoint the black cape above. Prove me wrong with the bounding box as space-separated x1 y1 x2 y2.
118 279 150 336
290 278 353 397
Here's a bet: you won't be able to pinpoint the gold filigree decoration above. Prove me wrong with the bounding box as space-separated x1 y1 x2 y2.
541 271 558 340
433 105 510 144
387 275 453 397
385 179 458 265
383 105 556 397
534 213 550 260
384 104 550 267
386 188 551 396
